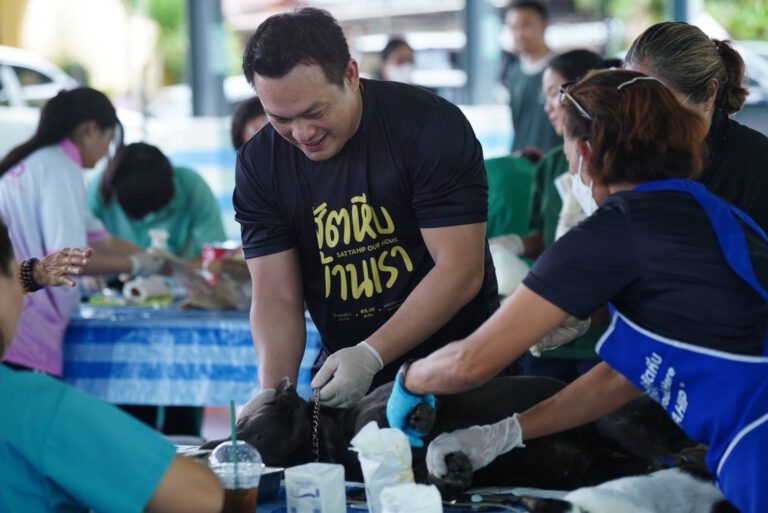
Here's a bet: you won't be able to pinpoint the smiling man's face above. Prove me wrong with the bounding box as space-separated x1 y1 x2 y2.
255 61 363 161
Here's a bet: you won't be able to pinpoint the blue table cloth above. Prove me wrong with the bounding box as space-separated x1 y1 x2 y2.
62 305 320 405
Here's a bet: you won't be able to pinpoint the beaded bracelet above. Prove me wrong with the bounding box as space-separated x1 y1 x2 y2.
20 258 43 293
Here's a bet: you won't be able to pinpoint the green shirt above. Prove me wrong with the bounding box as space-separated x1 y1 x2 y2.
507 59 562 153
88 167 227 259
530 145 567 247
0 366 176 513
486 156 536 239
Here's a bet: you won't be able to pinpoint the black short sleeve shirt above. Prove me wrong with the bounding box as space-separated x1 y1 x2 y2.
699 112 768 232
524 190 768 355
234 79 499 382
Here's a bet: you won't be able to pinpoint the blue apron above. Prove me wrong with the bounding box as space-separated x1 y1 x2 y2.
595 179 768 513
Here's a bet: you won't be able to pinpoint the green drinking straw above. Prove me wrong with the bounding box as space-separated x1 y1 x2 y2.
230 400 240 489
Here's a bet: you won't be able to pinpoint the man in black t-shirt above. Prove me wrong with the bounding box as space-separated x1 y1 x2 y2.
234 8 499 410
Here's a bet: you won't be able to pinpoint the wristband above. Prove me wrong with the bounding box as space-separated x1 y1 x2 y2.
397 361 418 396
20 258 43 293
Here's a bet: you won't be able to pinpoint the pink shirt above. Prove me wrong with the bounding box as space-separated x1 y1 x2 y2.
0 141 108 375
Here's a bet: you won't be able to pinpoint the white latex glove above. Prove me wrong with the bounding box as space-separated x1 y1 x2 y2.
427 414 525 478
238 388 276 419
128 252 166 277
311 341 384 408
529 316 591 357
488 234 525 257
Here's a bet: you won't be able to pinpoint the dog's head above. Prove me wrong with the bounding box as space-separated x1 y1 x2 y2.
240 378 314 466
205 378 314 467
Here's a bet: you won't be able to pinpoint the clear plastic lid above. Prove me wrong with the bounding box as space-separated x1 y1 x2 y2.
209 440 264 488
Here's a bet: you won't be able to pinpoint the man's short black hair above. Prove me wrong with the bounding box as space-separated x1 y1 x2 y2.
242 7 351 88
508 0 549 21
100 143 174 220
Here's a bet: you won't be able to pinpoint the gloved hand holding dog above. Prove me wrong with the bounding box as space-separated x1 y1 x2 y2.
427 414 525 477
529 315 591 357
386 363 437 447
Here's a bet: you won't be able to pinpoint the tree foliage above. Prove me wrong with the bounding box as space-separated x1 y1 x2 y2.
125 0 188 84
705 0 768 40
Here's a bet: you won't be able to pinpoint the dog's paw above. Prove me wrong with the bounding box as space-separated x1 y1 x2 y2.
406 401 436 435
428 451 473 494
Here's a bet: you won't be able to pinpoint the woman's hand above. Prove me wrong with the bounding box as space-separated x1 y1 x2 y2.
386 364 436 447
426 414 524 477
33 248 93 287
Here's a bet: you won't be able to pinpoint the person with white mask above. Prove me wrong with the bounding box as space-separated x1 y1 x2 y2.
388 69 768 513
490 50 607 381
378 37 415 84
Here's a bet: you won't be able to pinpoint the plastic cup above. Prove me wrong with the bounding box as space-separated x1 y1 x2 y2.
202 242 239 284
214 463 261 513
209 441 264 513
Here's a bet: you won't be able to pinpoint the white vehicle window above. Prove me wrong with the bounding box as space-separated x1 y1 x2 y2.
11 65 60 107
12 65 53 87
0 65 19 106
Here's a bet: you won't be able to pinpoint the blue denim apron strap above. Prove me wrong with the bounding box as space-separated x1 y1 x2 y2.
634 179 768 302
596 179 768 513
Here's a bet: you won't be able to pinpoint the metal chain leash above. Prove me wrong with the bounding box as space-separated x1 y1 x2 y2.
312 387 320 462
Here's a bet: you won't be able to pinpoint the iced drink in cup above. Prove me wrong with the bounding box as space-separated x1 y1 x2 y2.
209 440 264 513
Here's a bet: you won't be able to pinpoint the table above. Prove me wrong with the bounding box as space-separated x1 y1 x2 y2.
62 305 320 405
257 483 534 512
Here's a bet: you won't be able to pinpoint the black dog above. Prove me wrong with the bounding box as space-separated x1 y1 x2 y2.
205 376 699 492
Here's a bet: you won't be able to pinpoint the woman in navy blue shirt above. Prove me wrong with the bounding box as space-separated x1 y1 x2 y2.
388 69 768 513
625 21 768 231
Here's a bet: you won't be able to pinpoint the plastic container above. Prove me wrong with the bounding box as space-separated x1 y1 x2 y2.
209 441 265 512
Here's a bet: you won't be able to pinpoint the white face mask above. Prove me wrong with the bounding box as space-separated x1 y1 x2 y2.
571 155 599 216
385 64 414 84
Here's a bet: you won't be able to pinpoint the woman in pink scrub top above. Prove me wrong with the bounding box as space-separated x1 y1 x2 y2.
0 88 165 375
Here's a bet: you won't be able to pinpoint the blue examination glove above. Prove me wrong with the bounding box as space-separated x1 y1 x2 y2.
386 364 436 447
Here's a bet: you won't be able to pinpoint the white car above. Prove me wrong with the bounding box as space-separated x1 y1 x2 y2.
0 45 79 157
0 45 78 108
0 45 151 159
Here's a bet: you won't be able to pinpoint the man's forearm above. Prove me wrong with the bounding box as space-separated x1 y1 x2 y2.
251 297 307 389
367 260 483 365
519 362 644 440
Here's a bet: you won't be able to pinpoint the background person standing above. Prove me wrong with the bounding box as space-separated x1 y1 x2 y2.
504 0 561 156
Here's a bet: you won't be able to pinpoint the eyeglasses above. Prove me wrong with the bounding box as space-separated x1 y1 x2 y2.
559 81 592 120
560 75 665 122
